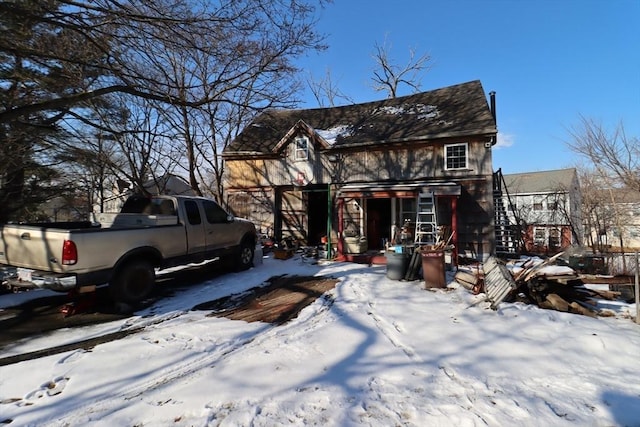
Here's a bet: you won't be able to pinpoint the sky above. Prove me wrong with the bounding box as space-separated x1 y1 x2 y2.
1 254 639 426
296 0 640 175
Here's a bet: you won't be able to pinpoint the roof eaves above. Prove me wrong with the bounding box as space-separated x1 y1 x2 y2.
335 127 497 149
221 151 270 159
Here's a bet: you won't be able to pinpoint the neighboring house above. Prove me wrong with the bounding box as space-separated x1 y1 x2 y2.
585 187 640 252
42 195 91 221
222 80 499 263
503 168 582 255
97 174 195 213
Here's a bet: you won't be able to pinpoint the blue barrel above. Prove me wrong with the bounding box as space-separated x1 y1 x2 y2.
386 252 409 280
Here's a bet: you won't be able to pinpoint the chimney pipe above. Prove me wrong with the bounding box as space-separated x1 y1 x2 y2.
489 91 496 124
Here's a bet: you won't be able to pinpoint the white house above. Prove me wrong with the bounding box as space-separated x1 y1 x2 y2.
503 168 582 254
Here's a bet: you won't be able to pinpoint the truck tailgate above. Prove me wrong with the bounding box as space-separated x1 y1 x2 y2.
0 225 72 273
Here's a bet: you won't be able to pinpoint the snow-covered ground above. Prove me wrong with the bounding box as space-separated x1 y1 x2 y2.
1 254 639 426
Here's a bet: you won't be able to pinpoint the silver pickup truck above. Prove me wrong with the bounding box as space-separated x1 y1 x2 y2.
0 195 257 304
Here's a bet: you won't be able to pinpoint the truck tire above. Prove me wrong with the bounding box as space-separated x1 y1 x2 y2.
109 260 155 304
235 238 255 271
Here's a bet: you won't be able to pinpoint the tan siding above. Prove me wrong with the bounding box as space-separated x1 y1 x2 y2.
281 189 307 242
226 188 275 235
226 139 492 189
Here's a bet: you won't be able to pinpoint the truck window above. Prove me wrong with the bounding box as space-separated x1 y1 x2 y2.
184 200 202 225
121 195 151 213
203 200 228 224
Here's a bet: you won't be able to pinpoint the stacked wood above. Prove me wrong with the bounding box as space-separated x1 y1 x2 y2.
454 266 483 294
457 253 623 317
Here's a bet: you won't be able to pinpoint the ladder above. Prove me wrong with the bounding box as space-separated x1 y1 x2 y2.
414 192 437 246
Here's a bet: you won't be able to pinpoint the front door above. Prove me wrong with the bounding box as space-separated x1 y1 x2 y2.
307 188 329 246
183 200 207 255
366 198 391 250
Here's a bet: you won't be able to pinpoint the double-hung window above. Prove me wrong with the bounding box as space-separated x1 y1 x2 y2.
444 143 468 170
294 136 309 161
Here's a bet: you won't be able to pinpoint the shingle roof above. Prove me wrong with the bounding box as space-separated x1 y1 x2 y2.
503 168 578 194
224 80 497 155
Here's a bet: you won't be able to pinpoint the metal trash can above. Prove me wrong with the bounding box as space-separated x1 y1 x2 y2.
386 252 409 280
421 250 445 288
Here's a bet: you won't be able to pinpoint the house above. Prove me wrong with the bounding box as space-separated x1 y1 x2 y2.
97 174 195 213
502 168 582 255
222 80 499 263
584 187 640 252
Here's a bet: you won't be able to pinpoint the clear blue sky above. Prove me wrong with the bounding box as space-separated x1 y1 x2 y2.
296 0 640 174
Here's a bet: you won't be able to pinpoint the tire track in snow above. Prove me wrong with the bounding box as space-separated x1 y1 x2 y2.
0 310 186 367
350 278 531 425
38 295 338 426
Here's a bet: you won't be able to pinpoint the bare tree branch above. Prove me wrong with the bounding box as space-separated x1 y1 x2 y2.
567 116 640 192
370 35 432 98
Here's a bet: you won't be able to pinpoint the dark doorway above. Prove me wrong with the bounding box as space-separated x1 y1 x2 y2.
307 187 329 246
366 198 391 250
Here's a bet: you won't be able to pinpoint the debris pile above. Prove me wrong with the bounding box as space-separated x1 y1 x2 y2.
455 253 625 317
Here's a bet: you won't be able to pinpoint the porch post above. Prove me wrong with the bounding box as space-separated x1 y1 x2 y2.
451 196 459 267
326 184 332 259
336 197 345 260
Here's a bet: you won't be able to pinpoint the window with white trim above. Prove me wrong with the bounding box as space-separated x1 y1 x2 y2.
444 143 468 170
549 228 561 247
294 136 309 161
533 197 543 211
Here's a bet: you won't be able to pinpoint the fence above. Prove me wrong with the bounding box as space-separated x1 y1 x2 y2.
605 252 640 276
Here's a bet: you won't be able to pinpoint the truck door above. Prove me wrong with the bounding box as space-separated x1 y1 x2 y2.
201 199 236 251
183 200 207 254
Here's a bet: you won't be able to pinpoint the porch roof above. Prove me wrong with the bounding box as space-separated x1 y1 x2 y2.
337 181 461 199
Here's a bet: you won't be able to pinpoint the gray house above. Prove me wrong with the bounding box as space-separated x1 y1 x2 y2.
222 80 500 263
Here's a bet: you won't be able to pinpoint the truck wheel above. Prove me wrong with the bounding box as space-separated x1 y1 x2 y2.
109 260 155 304
236 239 255 271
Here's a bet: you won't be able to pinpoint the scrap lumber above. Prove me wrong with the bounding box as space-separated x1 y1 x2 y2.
404 249 422 281
483 257 518 310
544 293 570 312
477 253 621 317
454 267 483 294
569 301 598 318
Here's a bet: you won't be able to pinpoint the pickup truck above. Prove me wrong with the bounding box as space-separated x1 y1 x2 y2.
0 195 257 304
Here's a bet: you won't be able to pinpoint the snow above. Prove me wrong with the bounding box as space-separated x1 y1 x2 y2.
1 255 640 426
375 103 439 120
315 125 353 145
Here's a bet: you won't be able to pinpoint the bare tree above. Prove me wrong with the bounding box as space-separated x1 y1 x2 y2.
370 35 432 98
579 169 609 252
307 68 355 107
567 116 640 192
1 0 328 220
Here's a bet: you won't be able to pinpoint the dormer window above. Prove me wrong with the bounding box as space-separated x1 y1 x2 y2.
294 136 309 161
444 143 468 170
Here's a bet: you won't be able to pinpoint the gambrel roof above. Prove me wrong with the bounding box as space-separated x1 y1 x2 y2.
224 80 497 157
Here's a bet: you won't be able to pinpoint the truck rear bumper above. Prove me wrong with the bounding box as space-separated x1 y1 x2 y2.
1 267 77 292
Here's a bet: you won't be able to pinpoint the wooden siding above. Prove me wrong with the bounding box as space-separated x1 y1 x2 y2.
280 188 307 242
455 178 495 260
224 137 493 188
223 134 496 260
226 188 274 235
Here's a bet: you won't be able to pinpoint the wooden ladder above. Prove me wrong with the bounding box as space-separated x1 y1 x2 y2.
414 192 437 246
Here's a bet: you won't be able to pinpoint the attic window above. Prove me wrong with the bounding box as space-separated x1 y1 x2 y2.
294 136 309 161
444 143 468 170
